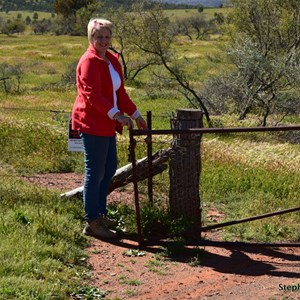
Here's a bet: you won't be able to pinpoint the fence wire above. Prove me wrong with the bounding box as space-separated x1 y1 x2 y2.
1 105 300 244
0 105 171 189
129 121 300 244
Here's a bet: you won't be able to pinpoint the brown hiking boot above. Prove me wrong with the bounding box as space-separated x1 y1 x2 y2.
83 218 117 239
101 215 118 229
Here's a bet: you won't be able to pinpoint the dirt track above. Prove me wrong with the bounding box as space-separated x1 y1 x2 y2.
25 173 300 300
86 236 300 300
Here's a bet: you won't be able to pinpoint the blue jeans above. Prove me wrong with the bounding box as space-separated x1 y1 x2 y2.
80 133 117 222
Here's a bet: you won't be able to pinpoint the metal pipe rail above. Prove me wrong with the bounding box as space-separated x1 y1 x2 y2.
131 125 300 136
201 206 300 232
129 124 300 247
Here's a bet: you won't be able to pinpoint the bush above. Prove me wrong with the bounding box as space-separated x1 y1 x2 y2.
1 19 26 35
32 19 52 34
60 61 77 87
0 63 24 94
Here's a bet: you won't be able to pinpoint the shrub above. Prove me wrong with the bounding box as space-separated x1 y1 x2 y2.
0 63 24 94
1 19 26 35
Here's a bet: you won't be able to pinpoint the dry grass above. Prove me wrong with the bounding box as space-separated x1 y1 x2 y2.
203 137 300 173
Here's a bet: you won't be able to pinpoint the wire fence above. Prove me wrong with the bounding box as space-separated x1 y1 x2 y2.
1 104 300 246
128 110 300 245
0 105 172 187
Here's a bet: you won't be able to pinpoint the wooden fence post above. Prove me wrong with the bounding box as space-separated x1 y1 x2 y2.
169 109 203 232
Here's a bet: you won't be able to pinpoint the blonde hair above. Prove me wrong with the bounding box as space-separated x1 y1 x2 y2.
87 18 113 42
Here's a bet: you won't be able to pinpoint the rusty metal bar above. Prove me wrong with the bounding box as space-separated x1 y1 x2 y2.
201 206 300 232
187 240 300 248
129 123 300 246
129 128 144 246
131 125 300 136
147 111 153 204
142 238 300 247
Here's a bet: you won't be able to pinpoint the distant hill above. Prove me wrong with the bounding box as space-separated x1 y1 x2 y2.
0 0 55 12
152 0 224 7
0 0 224 13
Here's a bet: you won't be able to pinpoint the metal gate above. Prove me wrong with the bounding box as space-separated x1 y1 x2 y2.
129 111 300 247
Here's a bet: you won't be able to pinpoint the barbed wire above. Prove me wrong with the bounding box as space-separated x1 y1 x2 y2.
0 105 70 114
0 105 172 119
0 173 83 181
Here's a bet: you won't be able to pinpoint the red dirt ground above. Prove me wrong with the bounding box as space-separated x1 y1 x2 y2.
25 173 300 300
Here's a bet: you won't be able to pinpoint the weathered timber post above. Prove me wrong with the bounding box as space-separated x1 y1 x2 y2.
169 109 203 232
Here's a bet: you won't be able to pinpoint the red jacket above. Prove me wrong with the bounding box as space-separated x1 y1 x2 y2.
71 44 137 136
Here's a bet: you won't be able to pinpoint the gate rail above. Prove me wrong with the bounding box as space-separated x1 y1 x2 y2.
129 121 300 247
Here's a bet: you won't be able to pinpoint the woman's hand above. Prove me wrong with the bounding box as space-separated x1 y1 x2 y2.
135 115 148 130
114 113 133 129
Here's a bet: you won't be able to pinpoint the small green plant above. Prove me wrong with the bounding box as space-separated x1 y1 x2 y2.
15 211 33 226
60 61 77 87
122 249 146 257
117 275 142 286
71 286 106 299
0 62 24 94
125 289 138 297
189 255 202 267
188 248 205 267
145 258 164 268
160 239 186 257
92 249 100 254
59 47 71 57
145 257 169 275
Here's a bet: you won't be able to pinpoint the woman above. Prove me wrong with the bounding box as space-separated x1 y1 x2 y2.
72 18 147 239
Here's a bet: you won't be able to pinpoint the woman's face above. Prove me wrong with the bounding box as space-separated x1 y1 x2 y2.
91 27 112 56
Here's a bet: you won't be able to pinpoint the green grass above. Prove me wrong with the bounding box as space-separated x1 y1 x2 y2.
201 136 300 242
0 10 55 21
164 7 231 20
117 275 142 286
0 176 88 299
0 9 300 298
0 118 83 174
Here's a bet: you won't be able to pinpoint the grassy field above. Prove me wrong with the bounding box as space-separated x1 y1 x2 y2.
0 7 229 21
164 7 231 20
0 7 299 299
0 10 54 21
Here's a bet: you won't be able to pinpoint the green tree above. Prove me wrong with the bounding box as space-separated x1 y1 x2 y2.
74 1 101 35
53 0 97 18
125 1 211 122
103 1 212 121
32 19 52 35
25 16 31 25
53 0 99 35
33 12 38 21
204 0 300 125
106 6 160 80
176 14 215 40
0 16 4 29
2 19 26 35
233 0 300 124
198 5 204 13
